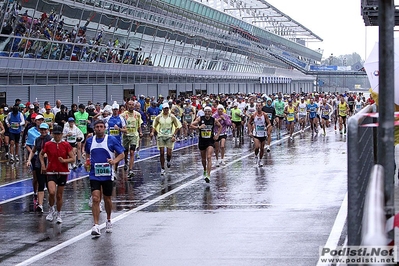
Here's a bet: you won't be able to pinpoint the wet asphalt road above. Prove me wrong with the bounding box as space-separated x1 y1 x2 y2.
0 128 347 266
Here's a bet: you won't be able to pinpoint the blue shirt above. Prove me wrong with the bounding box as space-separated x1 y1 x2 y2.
146 107 160 123
107 115 124 142
85 135 125 181
26 126 40 146
307 103 318 119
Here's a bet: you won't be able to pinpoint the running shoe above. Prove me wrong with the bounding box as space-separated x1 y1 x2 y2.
289 136 293 141
9 154 14 163
124 164 128 171
254 156 258 165
258 160 263 167
56 212 62 224
344 128 347 134
215 159 220 167
127 170 135 179
266 146 270 152
5 152 8 159
88 196 93 208
167 161 171 168
77 160 83 168
91 225 101 237
46 206 56 222
204 175 210 183
36 204 43 213
220 159 226 166
15 155 19 162
203 170 207 177
105 221 112 233
161 168 166 175
135 152 140 159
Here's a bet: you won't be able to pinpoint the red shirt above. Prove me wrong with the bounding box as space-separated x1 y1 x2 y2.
367 98 375 105
42 140 72 175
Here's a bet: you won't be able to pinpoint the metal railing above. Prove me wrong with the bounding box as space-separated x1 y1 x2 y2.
362 164 387 246
347 104 377 246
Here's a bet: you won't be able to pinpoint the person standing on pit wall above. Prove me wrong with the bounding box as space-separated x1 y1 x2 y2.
150 100 182 175
6 105 25 163
190 106 222 183
39 125 75 224
85 120 125 237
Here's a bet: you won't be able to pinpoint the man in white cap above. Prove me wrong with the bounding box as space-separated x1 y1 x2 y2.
190 106 222 183
150 100 182 175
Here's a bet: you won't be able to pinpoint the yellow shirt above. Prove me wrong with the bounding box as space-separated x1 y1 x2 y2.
43 112 55 129
338 102 348 117
122 110 143 137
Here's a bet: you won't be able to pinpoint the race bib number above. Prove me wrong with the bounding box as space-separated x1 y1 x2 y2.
44 117 52 123
287 113 295 121
94 163 111 177
78 119 87 126
299 107 306 113
11 122 18 129
266 113 272 120
127 126 135 134
200 129 212 138
160 128 171 135
356 104 362 109
322 110 329 116
109 128 119 136
67 135 76 143
255 125 265 136
150 115 156 121
184 114 192 121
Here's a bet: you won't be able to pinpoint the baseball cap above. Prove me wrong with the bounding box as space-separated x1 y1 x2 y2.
3 107 8 112
204 106 212 112
35 115 44 120
68 117 75 122
19 103 26 108
93 119 105 126
29 104 34 109
112 103 119 110
217 104 224 110
52 125 63 134
233 102 238 107
39 123 49 129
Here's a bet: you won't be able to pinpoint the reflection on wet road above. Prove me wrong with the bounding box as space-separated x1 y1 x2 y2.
0 129 347 266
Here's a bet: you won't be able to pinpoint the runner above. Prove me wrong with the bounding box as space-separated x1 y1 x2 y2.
122 100 143 178
5 105 25 163
274 95 285 139
190 106 222 183
338 96 349 135
231 102 243 142
297 97 307 133
74 104 90 155
307 97 319 135
26 122 52 214
150 101 182 175
146 101 160 143
85 120 125 237
212 104 232 166
107 102 126 177
261 98 275 152
319 99 333 136
248 102 272 167
39 125 75 223
62 117 84 169
354 95 365 114
284 99 297 140
182 99 195 140
25 114 44 208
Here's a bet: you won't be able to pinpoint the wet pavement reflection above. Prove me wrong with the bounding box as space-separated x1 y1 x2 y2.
0 128 347 266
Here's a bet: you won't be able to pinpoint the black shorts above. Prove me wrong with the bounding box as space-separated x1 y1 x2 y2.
322 116 329 121
47 174 67 186
90 179 113 197
198 140 215 151
339 115 347 120
233 121 241 127
254 136 267 143
69 142 77 148
9 132 21 143
216 134 227 142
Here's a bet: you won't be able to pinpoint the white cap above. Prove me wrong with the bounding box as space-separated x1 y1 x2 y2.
35 115 44 120
233 102 238 107
217 104 224 110
112 103 119 110
103 105 112 113
204 106 212 112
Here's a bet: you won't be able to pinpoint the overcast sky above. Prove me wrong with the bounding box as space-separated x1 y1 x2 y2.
267 0 379 61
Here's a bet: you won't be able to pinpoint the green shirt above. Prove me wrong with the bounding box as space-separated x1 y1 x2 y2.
74 111 89 134
231 108 242 122
274 101 285 116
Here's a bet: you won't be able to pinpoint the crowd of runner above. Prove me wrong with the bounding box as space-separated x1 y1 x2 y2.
0 90 373 236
